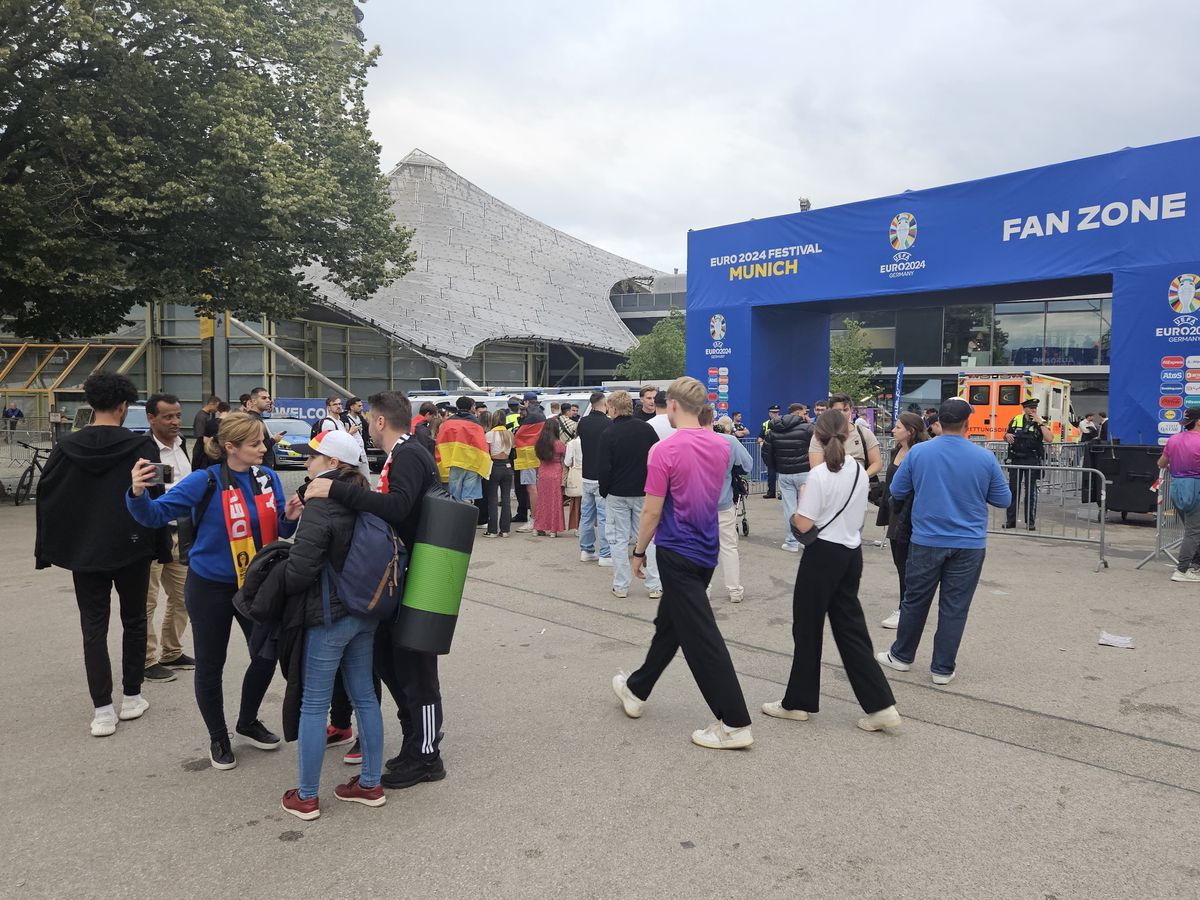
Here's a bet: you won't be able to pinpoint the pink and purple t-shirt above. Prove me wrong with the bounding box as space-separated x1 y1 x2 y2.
1163 428 1200 477
644 427 730 567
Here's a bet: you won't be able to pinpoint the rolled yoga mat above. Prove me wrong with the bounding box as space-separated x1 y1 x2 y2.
393 491 477 654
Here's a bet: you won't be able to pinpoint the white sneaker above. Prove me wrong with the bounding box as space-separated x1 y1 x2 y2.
515 523 534 533
761 701 808 721
647 589 663 599
857 705 902 732
1170 569 1200 582
876 650 911 672
881 609 901 629
90 708 118 737
729 588 744 603
932 671 956 686
691 721 754 750
118 695 150 721
611 673 644 718
580 550 598 562
781 543 800 553
597 557 614 568
611 587 628 599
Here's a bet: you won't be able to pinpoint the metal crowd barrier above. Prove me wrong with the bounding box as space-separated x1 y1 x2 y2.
1136 469 1182 570
988 463 1109 571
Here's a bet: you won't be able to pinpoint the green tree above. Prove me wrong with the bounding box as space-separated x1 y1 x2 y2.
615 307 685 381
0 0 413 338
828 318 882 403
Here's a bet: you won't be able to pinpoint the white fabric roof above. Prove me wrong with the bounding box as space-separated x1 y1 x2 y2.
309 149 660 360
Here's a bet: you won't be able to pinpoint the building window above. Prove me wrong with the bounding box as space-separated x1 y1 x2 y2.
993 301 1046 366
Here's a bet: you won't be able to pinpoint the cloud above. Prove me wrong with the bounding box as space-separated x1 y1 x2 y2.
358 0 1200 272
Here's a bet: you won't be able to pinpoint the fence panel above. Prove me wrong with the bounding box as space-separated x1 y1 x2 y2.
1137 469 1182 569
987 463 1108 571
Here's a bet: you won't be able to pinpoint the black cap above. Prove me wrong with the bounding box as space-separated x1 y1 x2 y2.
768 404 781 413
938 398 973 425
523 391 539 401
1021 397 1040 408
1186 408 1200 424
507 396 520 407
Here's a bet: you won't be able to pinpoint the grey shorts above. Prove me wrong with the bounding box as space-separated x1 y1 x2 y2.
520 468 539 486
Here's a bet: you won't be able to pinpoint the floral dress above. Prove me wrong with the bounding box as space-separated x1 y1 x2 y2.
533 440 566 534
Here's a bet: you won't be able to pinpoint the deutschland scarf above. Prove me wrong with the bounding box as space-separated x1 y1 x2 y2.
220 464 279 587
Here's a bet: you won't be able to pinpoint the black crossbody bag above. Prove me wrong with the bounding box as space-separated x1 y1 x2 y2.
791 461 862 547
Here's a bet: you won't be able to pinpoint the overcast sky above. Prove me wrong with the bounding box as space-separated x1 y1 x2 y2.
359 0 1199 273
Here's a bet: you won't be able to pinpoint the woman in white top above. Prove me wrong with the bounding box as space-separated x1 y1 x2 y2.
762 410 903 732
562 434 584 533
484 411 515 538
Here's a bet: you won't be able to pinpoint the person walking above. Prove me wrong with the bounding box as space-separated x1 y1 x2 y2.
532 418 566 537
1004 397 1051 530
4 400 23 442
127 412 302 768
759 405 781 499
878 412 929 629
708 411 753 602
763 409 902 732
877 398 1011 685
280 430 387 820
302 391 447 791
483 410 514 538
143 393 196 682
762 403 814 553
35 371 170 737
611 377 753 750
1156 408 1200 582
597 391 661 599
576 391 612 566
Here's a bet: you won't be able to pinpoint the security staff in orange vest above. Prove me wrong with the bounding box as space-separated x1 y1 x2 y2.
1003 398 1052 530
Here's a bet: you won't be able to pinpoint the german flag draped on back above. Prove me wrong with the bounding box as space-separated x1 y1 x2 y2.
435 417 492 481
513 422 544 471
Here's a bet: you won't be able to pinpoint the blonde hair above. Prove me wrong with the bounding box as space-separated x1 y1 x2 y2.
639 384 658 399
666 376 706 416
716 415 734 433
607 390 633 416
204 411 264 460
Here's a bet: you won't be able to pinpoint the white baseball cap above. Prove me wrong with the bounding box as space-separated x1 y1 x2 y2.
307 429 360 464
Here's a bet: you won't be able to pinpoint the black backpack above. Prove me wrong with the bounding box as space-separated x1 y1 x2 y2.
310 417 337 439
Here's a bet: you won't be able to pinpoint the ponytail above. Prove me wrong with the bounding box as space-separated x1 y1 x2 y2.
815 410 848 473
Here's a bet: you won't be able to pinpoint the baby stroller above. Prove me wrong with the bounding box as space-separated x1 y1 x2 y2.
731 464 751 536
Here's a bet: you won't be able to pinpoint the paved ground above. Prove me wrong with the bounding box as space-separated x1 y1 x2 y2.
1 495 1197 899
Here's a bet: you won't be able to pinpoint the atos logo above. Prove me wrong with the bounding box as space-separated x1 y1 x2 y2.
1162 370 1184 381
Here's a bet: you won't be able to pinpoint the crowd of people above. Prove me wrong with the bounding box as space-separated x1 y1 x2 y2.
34 369 1021 825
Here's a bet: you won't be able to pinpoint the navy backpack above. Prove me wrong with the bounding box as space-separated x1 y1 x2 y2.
320 511 407 623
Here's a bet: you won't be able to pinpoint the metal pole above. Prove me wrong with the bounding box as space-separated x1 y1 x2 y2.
438 356 483 393
227 315 354 399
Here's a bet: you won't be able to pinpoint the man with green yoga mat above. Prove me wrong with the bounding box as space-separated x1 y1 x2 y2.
303 390 448 790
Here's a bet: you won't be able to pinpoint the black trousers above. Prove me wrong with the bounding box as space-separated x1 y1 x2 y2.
1006 467 1039 526
782 539 895 714
374 624 443 760
487 460 513 534
890 539 910 603
765 464 777 498
330 667 383 731
72 560 151 707
627 546 751 728
184 572 277 740
513 479 530 522
475 477 490 525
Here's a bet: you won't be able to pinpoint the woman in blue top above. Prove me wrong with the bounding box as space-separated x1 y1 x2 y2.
128 413 302 770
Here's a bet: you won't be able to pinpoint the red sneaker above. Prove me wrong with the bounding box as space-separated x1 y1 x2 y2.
325 725 353 748
281 789 320 821
343 738 362 765
335 775 385 808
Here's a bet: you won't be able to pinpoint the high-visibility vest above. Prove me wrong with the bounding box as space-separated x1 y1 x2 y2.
505 412 520 432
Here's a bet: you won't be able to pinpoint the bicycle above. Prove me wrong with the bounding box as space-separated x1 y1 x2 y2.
15 441 52 506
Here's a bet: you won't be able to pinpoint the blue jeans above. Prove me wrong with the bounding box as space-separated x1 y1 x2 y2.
890 543 986 676
604 494 660 592
579 479 609 558
448 468 482 502
778 472 808 549
298 614 384 799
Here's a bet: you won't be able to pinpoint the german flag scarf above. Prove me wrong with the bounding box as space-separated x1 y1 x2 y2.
220 464 279 587
513 422 544 471
435 417 492 481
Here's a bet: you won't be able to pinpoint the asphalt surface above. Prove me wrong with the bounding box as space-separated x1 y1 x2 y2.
1 495 1197 899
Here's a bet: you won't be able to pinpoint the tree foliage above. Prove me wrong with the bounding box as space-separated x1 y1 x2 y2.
0 0 413 338
828 318 882 403
614 307 685 382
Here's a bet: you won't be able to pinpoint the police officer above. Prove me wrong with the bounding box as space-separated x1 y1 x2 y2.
759 404 782 499
1004 397 1052 530
505 397 529 523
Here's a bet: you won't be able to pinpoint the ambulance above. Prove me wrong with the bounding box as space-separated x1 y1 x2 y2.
957 371 1081 443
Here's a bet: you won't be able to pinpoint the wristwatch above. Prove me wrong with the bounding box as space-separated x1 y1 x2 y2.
632 548 646 558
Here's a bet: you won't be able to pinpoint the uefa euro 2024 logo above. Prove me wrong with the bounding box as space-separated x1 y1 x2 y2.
1170 274 1200 315
889 212 917 251
709 314 727 341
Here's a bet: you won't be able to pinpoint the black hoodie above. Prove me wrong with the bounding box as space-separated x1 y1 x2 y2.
35 425 170 572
